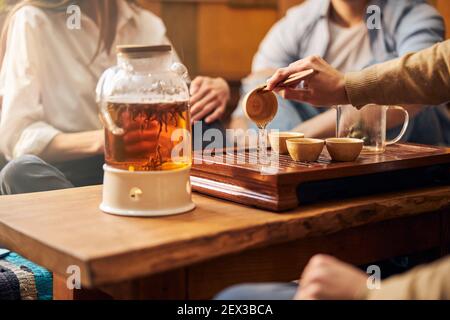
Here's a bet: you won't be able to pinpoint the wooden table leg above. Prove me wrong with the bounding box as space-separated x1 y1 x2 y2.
100 269 187 300
54 268 187 300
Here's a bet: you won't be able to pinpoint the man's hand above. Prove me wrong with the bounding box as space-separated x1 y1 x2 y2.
266 56 349 106
123 126 159 155
190 76 230 124
118 111 159 155
295 254 368 300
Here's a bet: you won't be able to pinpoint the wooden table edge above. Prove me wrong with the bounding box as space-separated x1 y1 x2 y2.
86 186 450 286
0 186 449 288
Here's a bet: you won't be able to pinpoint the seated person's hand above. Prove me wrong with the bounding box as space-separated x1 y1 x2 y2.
190 76 230 124
119 112 159 155
123 126 159 155
266 56 349 106
295 254 368 300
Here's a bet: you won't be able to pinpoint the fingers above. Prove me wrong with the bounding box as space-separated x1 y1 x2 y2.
266 55 324 91
191 100 220 123
190 76 205 96
190 92 219 117
123 129 159 144
266 67 291 91
190 85 210 105
124 141 158 154
190 77 230 105
205 105 225 124
189 77 229 123
296 254 334 300
296 284 323 300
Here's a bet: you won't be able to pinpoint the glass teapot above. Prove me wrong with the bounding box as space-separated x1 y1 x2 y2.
96 45 192 172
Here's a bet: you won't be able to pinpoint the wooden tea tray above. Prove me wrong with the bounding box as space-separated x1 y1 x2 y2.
191 143 450 211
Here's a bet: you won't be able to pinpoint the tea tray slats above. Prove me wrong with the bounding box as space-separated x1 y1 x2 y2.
191 144 450 211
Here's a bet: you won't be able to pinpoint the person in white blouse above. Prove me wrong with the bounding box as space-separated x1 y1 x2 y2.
0 0 230 194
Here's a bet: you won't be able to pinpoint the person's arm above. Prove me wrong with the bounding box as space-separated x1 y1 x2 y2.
294 254 368 300
296 254 450 300
266 40 450 107
381 1 444 130
0 8 103 163
345 40 450 108
40 130 104 163
287 1 445 136
0 8 58 161
363 256 450 300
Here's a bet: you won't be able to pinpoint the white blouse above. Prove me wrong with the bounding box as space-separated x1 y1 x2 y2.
0 1 173 160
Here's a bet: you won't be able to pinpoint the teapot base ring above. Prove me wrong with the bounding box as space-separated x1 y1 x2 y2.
99 202 196 217
100 165 195 217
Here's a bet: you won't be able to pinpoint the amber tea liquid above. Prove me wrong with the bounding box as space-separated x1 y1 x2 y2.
104 101 191 171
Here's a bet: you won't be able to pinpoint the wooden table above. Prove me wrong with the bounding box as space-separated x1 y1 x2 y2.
0 185 449 299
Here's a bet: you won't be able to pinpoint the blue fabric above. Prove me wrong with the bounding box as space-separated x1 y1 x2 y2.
4 252 52 300
253 0 445 69
0 248 10 258
215 282 298 300
236 0 449 145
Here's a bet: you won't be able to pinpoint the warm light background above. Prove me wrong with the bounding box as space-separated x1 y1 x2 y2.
138 0 450 82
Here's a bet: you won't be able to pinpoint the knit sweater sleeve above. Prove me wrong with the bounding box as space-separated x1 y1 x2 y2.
344 41 450 108
356 256 450 300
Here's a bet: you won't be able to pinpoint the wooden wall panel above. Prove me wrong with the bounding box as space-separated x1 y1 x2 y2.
161 2 199 76
197 3 277 80
434 0 450 39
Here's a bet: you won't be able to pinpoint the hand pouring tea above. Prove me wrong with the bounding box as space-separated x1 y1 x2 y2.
242 69 315 157
242 69 315 129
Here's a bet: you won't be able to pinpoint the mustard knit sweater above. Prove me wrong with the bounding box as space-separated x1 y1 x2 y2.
345 40 450 108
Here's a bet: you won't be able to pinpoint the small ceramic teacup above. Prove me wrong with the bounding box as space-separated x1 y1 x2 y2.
286 138 325 162
269 132 305 154
326 138 364 162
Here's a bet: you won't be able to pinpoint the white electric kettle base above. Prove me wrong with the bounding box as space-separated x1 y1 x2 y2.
100 165 195 217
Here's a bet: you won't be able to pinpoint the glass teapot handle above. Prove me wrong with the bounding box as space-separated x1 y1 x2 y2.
170 62 190 84
96 67 124 136
386 106 409 145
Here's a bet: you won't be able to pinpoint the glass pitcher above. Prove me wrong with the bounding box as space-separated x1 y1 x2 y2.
96 45 191 171
336 104 409 154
